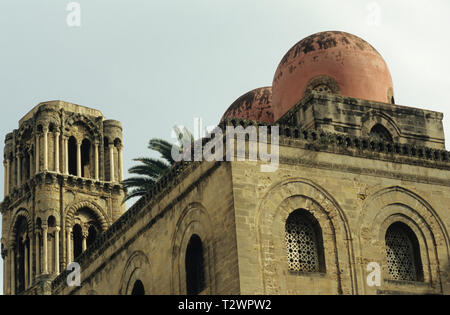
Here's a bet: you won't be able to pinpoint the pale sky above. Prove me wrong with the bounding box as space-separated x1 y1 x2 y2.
0 0 449 294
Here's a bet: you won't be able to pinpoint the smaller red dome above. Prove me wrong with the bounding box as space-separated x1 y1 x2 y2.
220 87 274 123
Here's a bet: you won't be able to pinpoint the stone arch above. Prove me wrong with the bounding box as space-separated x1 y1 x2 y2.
65 200 110 231
256 178 355 295
119 251 151 295
361 111 401 141
170 202 215 294
64 113 100 139
358 186 449 294
8 208 32 243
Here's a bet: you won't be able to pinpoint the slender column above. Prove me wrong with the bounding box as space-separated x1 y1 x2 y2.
42 225 48 274
54 131 60 173
3 251 6 295
10 245 15 295
66 227 72 265
24 241 28 289
109 144 115 182
54 227 60 274
5 159 10 195
76 140 82 177
118 145 124 182
29 235 33 285
82 230 87 252
35 133 40 174
64 136 69 175
94 141 99 181
28 151 33 179
43 127 48 171
4 160 8 196
35 231 40 276
16 154 21 187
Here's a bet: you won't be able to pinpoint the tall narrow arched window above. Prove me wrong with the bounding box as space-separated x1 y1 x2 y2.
370 124 393 142
185 234 205 295
81 139 91 178
385 222 423 282
131 280 145 295
73 224 83 260
285 209 325 273
68 136 77 176
14 216 28 293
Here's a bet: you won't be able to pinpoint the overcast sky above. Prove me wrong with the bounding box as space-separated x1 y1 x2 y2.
0 0 449 294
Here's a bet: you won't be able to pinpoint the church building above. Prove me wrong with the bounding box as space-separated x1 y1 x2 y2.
2 31 449 295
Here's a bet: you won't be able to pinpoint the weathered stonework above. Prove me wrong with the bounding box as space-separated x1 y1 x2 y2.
1 101 126 295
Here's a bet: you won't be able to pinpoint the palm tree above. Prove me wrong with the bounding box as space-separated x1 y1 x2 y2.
122 126 193 202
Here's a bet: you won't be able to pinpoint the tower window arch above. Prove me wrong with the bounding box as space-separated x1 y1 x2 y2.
185 234 205 295
285 209 325 273
370 124 393 142
385 222 423 282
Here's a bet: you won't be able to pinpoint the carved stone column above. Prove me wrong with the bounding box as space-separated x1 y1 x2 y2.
109 143 115 182
63 136 69 175
82 230 88 252
54 131 60 173
54 227 60 274
16 153 21 187
118 144 124 182
94 140 100 181
43 127 49 171
35 231 40 276
24 240 28 289
42 224 48 274
66 227 72 265
9 243 15 295
3 159 9 196
77 139 82 177
35 132 40 174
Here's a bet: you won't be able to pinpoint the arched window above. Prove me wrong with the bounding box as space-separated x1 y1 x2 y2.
73 224 83 260
68 136 77 176
81 139 91 178
14 216 28 293
131 280 145 295
385 222 423 282
185 234 205 295
285 209 325 273
370 124 393 142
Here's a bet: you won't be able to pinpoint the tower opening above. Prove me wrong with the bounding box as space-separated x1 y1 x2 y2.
131 280 145 295
370 124 393 142
73 224 83 260
185 234 205 295
14 216 28 293
68 137 77 176
81 139 91 178
86 225 98 248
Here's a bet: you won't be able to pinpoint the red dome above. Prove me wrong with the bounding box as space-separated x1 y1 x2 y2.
272 31 394 121
221 87 274 123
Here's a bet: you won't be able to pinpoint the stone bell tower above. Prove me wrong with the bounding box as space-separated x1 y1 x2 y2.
1 101 126 295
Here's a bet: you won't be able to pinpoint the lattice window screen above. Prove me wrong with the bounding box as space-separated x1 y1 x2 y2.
285 213 319 272
386 225 417 281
